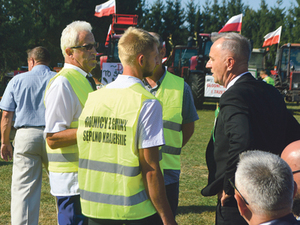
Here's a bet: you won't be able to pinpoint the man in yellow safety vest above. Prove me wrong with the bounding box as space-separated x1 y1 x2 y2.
143 32 199 217
77 27 177 225
44 21 97 225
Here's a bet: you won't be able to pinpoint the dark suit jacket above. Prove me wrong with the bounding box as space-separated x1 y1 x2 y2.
201 73 300 196
263 213 300 225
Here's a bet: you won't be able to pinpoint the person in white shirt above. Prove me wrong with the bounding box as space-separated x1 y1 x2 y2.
44 20 97 225
77 27 177 225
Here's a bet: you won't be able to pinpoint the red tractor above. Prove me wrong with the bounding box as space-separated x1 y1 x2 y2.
99 14 138 84
166 33 219 109
271 43 300 103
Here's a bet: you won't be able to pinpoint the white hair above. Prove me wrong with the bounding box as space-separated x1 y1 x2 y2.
212 32 251 63
235 150 294 217
60 21 92 57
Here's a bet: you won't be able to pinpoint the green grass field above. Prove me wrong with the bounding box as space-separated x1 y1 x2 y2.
0 102 299 225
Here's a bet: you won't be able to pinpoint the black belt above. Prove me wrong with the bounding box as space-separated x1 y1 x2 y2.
18 126 45 129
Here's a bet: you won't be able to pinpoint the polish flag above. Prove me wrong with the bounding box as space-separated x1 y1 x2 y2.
95 0 115 18
105 24 112 46
218 14 243 33
262 26 282 47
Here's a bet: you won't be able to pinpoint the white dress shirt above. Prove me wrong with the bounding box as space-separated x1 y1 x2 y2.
44 63 87 196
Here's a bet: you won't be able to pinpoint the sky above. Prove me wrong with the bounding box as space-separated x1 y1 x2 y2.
146 0 295 11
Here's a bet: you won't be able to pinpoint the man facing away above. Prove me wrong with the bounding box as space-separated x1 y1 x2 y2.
77 27 177 225
44 21 97 225
143 32 199 217
282 140 300 220
201 32 300 225
0 46 56 225
235 150 300 225
259 70 274 86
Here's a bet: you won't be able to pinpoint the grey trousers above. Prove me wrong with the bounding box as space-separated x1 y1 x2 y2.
11 127 48 225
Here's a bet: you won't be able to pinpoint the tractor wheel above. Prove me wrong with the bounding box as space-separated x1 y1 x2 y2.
187 72 205 109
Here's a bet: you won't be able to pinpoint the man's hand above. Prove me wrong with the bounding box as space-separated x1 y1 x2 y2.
1 142 13 161
219 190 232 206
1 110 14 161
139 147 177 225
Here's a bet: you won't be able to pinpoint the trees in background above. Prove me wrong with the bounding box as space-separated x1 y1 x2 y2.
1 0 299 76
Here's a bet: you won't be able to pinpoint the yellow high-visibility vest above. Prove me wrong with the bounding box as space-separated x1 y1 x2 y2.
77 83 158 220
45 68 93 173
263 76 275 86
157 71 184 171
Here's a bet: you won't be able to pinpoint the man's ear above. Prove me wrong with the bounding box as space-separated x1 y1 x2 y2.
29 58 35 66
65 48 73 57
138 54 144 67
27 58 35 71
293 181 298 199
227 57 235 71
234 193 248 216
160 47 166 58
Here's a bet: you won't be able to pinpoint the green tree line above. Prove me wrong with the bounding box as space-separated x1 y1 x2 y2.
1 0 299 77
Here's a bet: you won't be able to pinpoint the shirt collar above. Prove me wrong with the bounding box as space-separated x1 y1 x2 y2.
31 64 49 72
226 71 249 90
116 75 145 87
64 63 91 77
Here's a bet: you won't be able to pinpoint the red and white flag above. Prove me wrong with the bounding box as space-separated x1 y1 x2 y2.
95 0 115 18
262 26 282 47
105 24 112 46
218 14 243 33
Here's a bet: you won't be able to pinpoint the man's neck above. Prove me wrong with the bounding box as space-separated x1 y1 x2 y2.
65 58 89 74
122 66 143 81
249 211 292 225
224 70 249 88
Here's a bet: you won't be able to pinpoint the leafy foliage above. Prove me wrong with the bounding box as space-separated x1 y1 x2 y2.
1 0 300 77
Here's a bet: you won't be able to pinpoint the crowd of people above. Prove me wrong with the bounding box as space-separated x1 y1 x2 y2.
0 20 300 225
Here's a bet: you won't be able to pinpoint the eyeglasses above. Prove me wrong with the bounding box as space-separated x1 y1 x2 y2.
70 42 99 51
293 170 300 174
229 178 249 205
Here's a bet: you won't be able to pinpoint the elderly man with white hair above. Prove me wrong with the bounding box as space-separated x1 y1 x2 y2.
44 20 97 225
233 150 300 225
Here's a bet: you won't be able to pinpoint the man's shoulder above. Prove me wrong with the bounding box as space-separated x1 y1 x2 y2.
261 213 299 225
16 66 54 78
165 70 184 81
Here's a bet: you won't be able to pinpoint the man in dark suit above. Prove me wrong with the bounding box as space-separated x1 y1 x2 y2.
234 150 300 225
201 32 300 225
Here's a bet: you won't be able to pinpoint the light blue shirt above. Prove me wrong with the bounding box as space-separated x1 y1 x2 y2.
0 65 56 128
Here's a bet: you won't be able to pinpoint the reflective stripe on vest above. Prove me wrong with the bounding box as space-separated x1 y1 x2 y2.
77 83 158 220
79 159 140 177
45 69 93 173
156 71 184 170
80 189 148 206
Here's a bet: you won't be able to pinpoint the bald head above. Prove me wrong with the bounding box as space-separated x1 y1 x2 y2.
282 140 300 217
282 140 300 172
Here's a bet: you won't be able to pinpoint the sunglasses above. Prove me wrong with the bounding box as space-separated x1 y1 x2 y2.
229 178 249 205
293 170 300 174
71 42 99 51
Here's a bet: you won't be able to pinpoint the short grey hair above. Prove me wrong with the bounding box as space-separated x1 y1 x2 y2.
235 150 294 217
212 32 251 63
60 21 92 57
27 46 51 65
